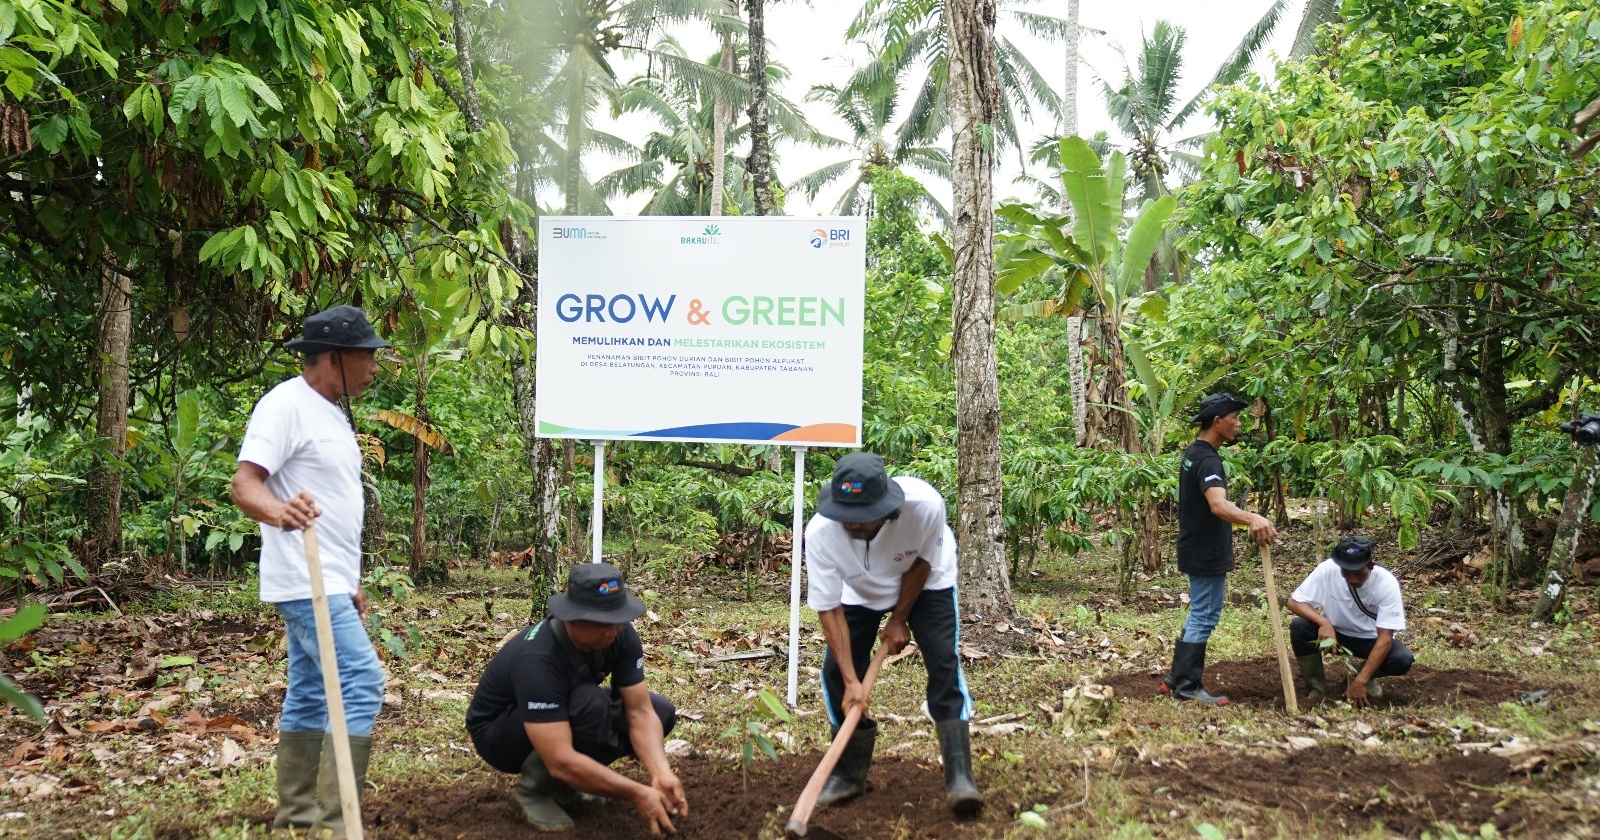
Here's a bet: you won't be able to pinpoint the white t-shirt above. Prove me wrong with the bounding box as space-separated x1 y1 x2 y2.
1289 559 1406 639
805 476 959 612
238 376 365 603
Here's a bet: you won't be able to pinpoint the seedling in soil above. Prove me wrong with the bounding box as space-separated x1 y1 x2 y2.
721 686 792 790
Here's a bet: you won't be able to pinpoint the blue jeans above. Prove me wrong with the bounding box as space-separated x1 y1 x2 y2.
1179 574 1228 643
275 596 385 736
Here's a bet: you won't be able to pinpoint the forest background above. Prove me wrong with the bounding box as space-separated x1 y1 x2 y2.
1 0 1599 722
6 0 1593 627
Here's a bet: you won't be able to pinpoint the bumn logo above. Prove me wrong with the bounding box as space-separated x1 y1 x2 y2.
553 226 605 240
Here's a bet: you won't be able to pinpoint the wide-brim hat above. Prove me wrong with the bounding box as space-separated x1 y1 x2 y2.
816 452 905 523
548 562 647 624
1332 535 1375 571
1191 391 1250 424
284 305 392 353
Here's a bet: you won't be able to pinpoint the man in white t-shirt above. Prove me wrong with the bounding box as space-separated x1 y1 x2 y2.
804 452 980 816
230 305 389 839
1286 535 1414 708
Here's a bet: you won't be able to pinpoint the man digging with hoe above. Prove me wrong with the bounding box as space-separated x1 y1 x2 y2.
802 453 982 818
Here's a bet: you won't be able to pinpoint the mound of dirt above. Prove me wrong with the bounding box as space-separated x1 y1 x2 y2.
362 754 992 840
1121 742 1536 836
1103 659 1552 710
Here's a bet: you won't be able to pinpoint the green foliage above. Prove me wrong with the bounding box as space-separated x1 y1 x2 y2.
0 603 47 722
720 686 792 788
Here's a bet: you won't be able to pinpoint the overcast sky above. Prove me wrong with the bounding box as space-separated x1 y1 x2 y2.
582 0 1300 216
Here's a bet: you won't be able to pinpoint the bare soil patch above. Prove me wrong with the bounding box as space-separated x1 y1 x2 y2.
361 753 993 840
1120 742 1565 837
1103 657 1555 710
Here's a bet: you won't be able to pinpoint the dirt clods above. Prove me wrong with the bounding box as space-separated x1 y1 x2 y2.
363 754 991 840
1103 658 1551 710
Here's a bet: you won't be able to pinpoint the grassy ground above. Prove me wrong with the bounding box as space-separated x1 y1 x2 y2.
3 522 1598 838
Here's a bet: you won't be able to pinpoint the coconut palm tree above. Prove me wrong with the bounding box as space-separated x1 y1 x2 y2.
596 38 820 215
842 0 1066 169
791 79 951 224
510 0 749 214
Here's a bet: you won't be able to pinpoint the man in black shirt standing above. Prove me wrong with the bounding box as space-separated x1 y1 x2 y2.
465 563 687 837
1161 392 1278 705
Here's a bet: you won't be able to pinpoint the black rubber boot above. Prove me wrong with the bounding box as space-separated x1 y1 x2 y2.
514 750 575 832
271 731 322 829
1297 653 1326 705
312 733 373 839
935 720 982 816
1164 641 1229 705
1160 639 1192 697
817 719 877 807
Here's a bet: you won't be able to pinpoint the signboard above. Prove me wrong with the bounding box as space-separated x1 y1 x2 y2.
535 216 865 446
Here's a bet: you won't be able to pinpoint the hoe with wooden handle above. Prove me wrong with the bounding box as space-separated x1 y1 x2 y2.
1260 543 1298 715
304 522 365 840
784 644 891 839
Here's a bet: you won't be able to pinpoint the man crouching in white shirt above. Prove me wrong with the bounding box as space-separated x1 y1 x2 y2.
1286 535 1414 708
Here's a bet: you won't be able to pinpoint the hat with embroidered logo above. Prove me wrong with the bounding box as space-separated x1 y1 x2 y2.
284 305 392 353
548 562 646 624
816 452 906 523
1191 391 1250 424
1331 535 1375 571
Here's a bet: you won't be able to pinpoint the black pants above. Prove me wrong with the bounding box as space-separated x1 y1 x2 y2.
1289 617 1415 676
821 587 973 727
469 683 676 774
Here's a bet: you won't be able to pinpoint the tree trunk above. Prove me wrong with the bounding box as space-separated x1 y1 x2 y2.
564 57 586 215
1265 401 1288 527
710 3 738 216
512 355 563 616
1097 312 1140 454
1531 442 1600 624
409 352 432 580
410 426 431 580
87 248 133 562
448 0 487 132
947 0 1013 620
746 0 774 215
1061 0 1079 137
1067 314 1087 447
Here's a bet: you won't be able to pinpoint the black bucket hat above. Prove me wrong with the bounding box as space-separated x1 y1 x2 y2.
284 305 392 353
1332 535 1375 571
816 452 905 523
548 562 647 624
1191 391 1250 424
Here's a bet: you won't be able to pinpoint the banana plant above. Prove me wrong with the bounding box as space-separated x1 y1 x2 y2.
997 136 1176 454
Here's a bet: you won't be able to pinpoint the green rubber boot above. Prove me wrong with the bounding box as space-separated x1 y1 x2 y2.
514 750 575 832
1297 654 1326 706
271 731 323 830
311 734 372 840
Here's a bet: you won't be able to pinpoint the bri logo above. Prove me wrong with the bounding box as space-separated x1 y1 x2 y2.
810 228 851 249
839 481 863 494
597 579 620 595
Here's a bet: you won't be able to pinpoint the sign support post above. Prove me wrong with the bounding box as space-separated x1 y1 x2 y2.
591 440 606 563
787 446 807 706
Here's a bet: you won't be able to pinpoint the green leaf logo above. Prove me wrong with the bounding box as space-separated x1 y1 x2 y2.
703 224 722 236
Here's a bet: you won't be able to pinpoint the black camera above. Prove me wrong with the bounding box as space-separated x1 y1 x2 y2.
1559 413 1600 446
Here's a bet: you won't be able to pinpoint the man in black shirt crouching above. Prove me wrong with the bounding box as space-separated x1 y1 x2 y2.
466 563 687 836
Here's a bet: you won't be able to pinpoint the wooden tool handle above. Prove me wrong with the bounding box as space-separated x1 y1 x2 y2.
1260 544 1299 715
305 523 365 840
785 644 892 838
